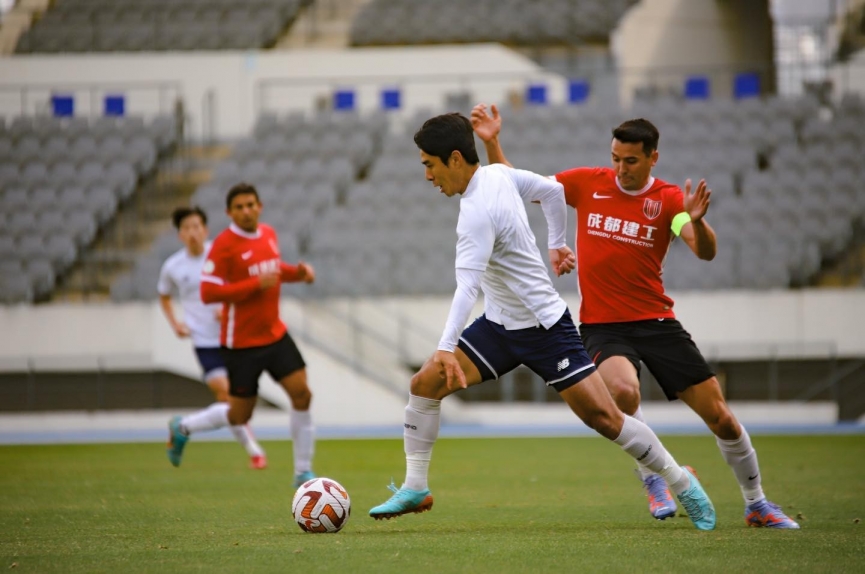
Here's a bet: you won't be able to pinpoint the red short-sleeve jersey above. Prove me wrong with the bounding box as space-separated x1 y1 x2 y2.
200 223 287 348
555 167 685 324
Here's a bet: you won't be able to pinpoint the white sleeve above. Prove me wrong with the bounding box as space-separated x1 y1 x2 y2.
437 267 483 353
156 261 173 296
507 167 568 249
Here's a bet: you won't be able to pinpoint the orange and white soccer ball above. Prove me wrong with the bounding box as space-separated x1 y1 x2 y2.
291 477 351 533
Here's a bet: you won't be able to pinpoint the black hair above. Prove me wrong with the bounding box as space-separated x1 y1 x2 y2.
171 205 207 229
612 118 660 156
413 112 480 166
226 182 260 210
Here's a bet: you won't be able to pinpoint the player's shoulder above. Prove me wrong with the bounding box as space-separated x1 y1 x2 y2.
258 223 277 238
161 248 187 270
555 165 612 182
651 176 684 197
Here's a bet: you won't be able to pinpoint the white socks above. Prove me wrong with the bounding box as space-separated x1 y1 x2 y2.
630 406 654 480
404 394 441 491
716 426 765 505
614 415 691 496
181 402 229 434
290 408 315 475
230 425 265 457
180 403 265 457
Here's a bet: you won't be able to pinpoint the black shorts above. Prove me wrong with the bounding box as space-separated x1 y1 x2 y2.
457 309 596 393
579 319 714 401
220 333 306 398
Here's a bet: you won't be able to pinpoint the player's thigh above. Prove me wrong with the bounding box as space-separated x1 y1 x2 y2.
411 347 484 400
219 347 266 399
265 334 309 396
637 320 715 401
205 375 230 402
579 323 642 389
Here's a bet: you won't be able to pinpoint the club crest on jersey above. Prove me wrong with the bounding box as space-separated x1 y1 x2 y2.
643 199 662 220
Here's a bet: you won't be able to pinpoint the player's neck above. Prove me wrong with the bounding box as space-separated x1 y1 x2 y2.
615 175 655 195
186 244 205 257
459 164 481 195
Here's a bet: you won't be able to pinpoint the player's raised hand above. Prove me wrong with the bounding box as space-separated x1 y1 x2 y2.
434 350 467 390
683 178 711 222
470 103 501 143
549 246 576 276
297 261 316 283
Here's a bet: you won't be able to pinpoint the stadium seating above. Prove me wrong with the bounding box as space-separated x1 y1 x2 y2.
15 0 309 53
0 113 177 303
350 0 639 47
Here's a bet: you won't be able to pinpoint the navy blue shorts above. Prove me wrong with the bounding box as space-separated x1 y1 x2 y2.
457 308 596 392
194 347 228 382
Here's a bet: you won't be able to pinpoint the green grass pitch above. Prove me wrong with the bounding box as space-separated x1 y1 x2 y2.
2 435 863 573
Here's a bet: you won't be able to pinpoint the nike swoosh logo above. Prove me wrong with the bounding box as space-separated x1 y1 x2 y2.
241 251 253 260
748 474 759 481
593 192 612 199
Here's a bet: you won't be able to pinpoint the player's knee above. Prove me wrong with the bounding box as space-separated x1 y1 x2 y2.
227 410 251 425
710 408 740 440
290 387 312 410
607 378 641 415
410 366 446 400
583 409 621 440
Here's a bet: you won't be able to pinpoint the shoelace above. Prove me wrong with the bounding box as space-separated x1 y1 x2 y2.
386 479 399 495
679 489 705 520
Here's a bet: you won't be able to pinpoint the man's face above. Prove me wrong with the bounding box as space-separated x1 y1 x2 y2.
611 139 658 191
420 150 461 197
178 214 207 251
227 193 261 232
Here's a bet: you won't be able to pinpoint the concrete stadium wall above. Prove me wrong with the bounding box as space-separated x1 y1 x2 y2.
614 0 775 104
0 44 566 141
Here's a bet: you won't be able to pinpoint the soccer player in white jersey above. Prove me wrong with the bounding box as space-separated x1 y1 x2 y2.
368 113 717 530
158 206 267 469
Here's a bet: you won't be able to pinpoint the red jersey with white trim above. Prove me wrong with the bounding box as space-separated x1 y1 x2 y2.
201 223 301 349
554 167 684 324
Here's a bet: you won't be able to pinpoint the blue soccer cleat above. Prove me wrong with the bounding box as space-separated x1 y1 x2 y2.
642 473 677 520
676 466 716 531
745 499 800 529
294 470 317 488
369 481 434 520
166 415 188 467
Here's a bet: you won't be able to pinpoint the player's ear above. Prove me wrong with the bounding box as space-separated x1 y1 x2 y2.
450 150 463 167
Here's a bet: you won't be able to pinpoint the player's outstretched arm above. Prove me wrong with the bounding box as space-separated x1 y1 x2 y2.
679 178 717 261
281 261 315 284
471 103 513 167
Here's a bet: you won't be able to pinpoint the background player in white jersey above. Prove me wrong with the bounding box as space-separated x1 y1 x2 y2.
158 206 267 469
471 103 799 529
368 113 717 531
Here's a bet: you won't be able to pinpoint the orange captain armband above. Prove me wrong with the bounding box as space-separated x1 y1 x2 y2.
671 212 691 237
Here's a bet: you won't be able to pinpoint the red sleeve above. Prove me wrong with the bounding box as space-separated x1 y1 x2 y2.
554 167 596 209
280 262 304 283
200 236 262 303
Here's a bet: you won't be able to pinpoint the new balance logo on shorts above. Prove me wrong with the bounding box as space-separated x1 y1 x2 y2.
557 358 570 372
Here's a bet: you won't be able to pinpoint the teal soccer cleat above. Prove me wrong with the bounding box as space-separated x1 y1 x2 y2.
294 470 317 488
166 416 188 467
745 499 800 529
369 481 434 520
676 466 717 531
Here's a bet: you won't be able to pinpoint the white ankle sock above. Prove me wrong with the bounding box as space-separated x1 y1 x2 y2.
290 408 314 475
630 406 654 480
181 403 229 435
404 394 441 491
614 415 690 495
230 424 265 457
716 426 765 505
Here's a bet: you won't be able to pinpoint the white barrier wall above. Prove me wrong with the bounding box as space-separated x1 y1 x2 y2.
0 44 566 140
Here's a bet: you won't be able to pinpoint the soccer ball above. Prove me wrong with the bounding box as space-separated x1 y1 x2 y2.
291 477 351 533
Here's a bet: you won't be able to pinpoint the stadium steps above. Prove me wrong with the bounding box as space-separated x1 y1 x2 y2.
274 0 372 49
0 0 48 55
52 144 227 302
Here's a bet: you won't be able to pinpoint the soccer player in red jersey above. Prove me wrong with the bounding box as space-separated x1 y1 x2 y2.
166 183 317 487
471 103 799 529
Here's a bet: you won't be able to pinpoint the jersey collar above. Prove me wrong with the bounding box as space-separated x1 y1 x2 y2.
615 175 655 196
229 223 261 239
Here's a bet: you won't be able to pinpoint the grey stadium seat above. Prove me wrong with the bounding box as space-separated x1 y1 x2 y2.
0 274 33 304
26 258 56 298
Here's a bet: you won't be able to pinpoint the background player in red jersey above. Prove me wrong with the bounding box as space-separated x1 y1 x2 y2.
470 103 799 529
166 183 318 488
